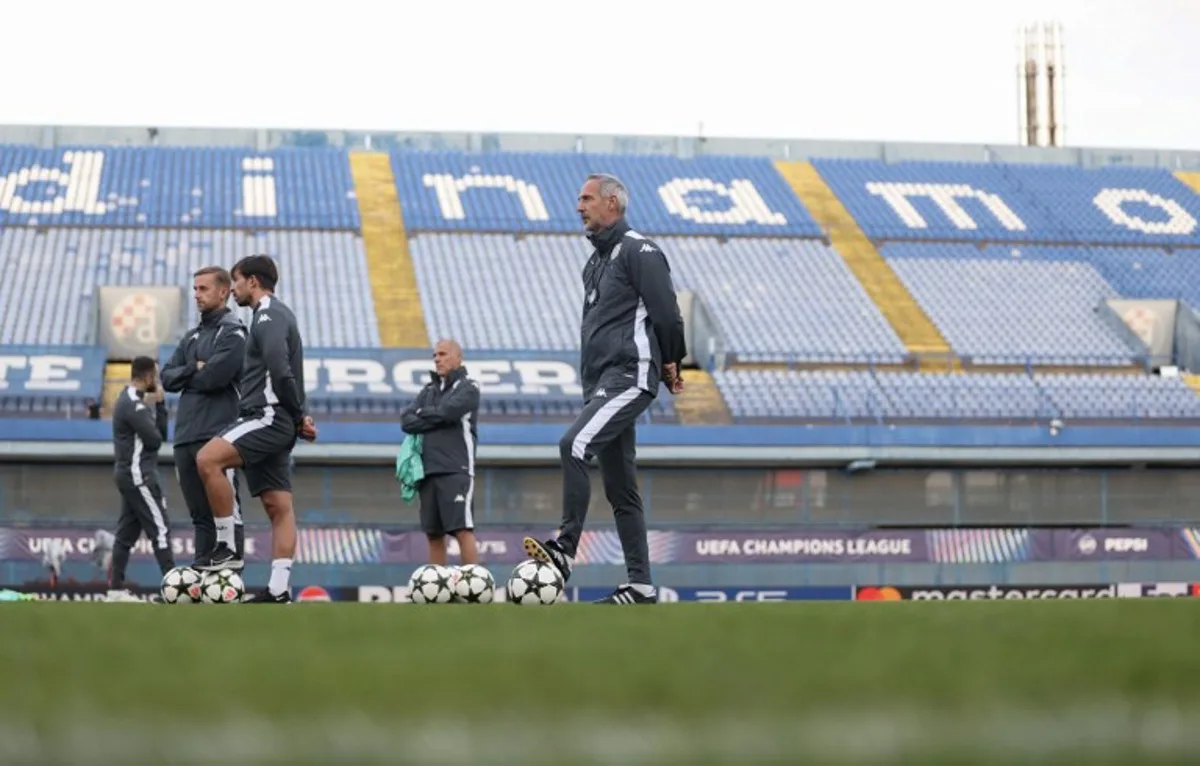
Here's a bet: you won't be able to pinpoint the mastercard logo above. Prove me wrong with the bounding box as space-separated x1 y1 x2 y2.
856 586 902 601
296 585 332 602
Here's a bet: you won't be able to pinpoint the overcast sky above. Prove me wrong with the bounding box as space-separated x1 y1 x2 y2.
3 0 1198 151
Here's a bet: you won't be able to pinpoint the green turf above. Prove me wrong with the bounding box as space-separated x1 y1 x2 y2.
2 600 1200 765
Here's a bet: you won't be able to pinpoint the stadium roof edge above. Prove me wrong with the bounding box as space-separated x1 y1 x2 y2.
2 124 1198 171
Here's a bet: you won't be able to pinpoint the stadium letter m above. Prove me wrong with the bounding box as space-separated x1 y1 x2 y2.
866 182 1027 231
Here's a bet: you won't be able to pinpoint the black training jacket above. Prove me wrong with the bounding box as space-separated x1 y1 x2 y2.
579 218 687 401
161 308 247 446
400 366 480 477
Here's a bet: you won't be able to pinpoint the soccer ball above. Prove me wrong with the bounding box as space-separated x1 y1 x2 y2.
199 568 245 604
160 566 203 604
506 559 564 605
453 564 495 604
408 564 454 604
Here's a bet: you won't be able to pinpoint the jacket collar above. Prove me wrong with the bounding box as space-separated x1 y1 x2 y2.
200 307 231 327
429 365 469 388
587 217 630 253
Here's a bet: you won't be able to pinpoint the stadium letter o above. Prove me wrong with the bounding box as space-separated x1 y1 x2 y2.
1093 188 1198 235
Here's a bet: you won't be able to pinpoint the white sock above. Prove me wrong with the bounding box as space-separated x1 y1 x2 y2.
268 558 293 596
629 583 656 597
215 517 235 548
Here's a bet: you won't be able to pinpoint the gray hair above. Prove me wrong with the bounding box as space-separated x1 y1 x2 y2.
587 173 629 213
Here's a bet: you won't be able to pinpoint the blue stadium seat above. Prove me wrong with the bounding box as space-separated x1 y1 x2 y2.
390 150 823 237
0 228 379 347
409 234 907 364
0 146 359 229
714 369 1200 422
882 242 1142 365
813 158 1200 247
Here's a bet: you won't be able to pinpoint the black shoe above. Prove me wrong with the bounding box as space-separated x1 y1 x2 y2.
194 543 244 572
594 584 658 604
243 588 291 604
523 537 574 583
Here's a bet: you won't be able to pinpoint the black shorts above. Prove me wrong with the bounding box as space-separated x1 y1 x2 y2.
418 473 475 536
218 409 297 497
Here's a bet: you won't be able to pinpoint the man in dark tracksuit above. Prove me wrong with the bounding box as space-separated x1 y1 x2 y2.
160 266 247 565
401 339 481 566
108 355 176 601
526 173 687 605
195 254 318 605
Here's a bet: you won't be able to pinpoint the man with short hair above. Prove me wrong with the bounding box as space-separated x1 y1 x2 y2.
401 339 481 566
161 266 247 565
194 255 317 604
108 356 175 602
525 173 687 605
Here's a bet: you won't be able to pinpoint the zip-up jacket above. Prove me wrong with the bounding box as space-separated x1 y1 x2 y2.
239 295 307 422
399 366 479 477
160 307 247 446
580 218 687 401
112 386 168 485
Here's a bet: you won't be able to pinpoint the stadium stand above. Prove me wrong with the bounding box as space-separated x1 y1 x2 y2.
714 369 1200 422
0 147 358 229
2 142 1199 426
389 150 823 237
408 233 908 363
810 158 1200 246
881 243 1141 365
0 228 380 347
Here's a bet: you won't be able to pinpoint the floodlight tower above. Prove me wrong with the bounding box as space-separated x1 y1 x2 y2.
1016 22 1066 147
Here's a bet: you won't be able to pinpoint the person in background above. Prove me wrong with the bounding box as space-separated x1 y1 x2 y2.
108 356 175 603
161 265 248 566
401 339 481 567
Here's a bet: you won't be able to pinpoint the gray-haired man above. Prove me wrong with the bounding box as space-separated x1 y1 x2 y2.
525 173 687 604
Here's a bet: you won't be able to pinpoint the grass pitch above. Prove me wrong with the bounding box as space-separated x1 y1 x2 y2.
2 600 1200 764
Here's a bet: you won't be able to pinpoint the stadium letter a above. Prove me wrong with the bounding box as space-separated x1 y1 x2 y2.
0 151 110 216
658 178 787 226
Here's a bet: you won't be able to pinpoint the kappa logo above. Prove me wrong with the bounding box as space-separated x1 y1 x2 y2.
595 388 607 398
639 243 656 253
454 494 466 503
256 314 271 324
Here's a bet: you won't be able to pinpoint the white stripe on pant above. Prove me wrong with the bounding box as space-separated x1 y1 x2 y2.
570 388 643 461
135 484 170 549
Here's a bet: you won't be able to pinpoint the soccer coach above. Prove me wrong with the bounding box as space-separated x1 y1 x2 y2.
161 266 247 564
525 173 687 605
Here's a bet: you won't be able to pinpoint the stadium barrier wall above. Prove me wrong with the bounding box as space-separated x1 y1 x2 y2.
3 419 1200 465
4 463 1199 527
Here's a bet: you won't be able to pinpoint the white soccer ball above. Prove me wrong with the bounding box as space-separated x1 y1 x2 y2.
408 564 454 604
506 559 564 605
199 568 245 604
161 566 203 604
453 564 495 604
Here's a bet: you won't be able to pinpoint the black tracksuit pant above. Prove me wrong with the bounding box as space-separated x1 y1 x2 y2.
556 386 654 584
174 441 245 562
111 477 175 589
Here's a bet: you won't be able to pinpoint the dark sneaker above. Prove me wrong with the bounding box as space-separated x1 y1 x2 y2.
523 537 574 583
194 543 243 572
594 584 658 604
243 588 291 604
